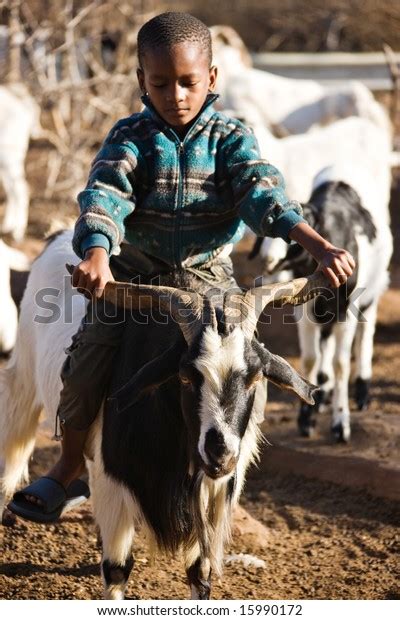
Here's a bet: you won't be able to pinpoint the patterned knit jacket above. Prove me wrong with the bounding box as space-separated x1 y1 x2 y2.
74 94 305 268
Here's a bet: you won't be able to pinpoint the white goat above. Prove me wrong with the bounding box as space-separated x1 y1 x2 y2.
0 233 85 501
0 83 41 241
249 115 392 221
211 25 391 137
258 165 393 441
0 239 30 355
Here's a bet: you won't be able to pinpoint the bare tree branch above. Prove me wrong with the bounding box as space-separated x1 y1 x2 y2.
383 42 400 126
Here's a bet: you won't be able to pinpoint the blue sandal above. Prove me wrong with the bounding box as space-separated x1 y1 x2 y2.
8 476 90 524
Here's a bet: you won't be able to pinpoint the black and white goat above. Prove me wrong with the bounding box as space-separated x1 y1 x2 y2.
248 116 392 213
0 230 325 599
252 167 393 441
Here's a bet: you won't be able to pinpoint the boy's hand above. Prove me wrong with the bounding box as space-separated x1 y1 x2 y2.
288 222 355 288
316 245 355 288
72 247 114 299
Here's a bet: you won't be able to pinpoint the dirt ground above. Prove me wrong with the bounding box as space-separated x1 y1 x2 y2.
0 145 400 599
1 453 399 600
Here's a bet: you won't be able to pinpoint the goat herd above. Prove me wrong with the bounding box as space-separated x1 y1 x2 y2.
0 26 396 600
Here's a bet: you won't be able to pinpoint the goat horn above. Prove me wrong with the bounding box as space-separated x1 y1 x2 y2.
102 280 216 347
237 272 331 339
66 264 217 345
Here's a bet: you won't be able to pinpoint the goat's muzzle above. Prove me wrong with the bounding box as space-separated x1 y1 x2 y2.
201 428 238 479
202 454 238 480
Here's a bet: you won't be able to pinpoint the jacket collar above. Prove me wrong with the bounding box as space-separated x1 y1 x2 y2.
141 93 219 142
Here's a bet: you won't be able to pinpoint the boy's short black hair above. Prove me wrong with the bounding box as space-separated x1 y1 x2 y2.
137 12 212 68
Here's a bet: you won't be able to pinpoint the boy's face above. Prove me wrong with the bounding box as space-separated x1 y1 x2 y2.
137 42 217 132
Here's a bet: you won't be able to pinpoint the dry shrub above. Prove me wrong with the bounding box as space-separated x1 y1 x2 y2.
170 0 400 52
0 0 157 200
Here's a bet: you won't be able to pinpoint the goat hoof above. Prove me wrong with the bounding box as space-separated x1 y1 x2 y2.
331 423 350 443
355 378 370 411
299 425 315 438
297 417 316 438
299 424 315 438
357 399 369 412
297 404 316 437
313 388 331 412
320 388 333 407
2 506 17 527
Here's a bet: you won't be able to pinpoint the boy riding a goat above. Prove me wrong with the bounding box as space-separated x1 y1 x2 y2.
8 12 354 524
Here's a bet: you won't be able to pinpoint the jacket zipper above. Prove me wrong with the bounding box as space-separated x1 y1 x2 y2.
139 94 220 267
174 141 185 268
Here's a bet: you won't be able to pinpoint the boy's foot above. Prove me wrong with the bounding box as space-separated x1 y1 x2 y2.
8 476 90 523
8 425 89 523
23 457 86 508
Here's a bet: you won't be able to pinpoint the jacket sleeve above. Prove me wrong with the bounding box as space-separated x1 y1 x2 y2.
221 122 305 242
72 119 140 258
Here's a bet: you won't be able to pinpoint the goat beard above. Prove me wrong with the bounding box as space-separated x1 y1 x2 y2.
189 469 235 577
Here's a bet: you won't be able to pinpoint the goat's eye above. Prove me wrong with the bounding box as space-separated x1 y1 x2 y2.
246 371 263 389
179 375 192 386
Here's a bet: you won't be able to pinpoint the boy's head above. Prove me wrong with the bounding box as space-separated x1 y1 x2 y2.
137 12 217 133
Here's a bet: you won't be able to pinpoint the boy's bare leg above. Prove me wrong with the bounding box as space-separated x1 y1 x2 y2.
25 426 87 506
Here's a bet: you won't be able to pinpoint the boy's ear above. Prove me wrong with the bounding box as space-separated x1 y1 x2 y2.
137 67 146 94
209 65 218 91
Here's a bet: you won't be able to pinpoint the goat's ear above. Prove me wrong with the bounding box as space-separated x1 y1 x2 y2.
260 347 318 404
269 242 305 274
301 202 316 225
108 339 185 413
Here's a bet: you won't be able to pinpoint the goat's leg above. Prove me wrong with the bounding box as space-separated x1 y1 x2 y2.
296 313 321 437
92 471 135 600
186 555 212 600
0 160 29 242
0 276 18 354
317 331 335 409
354 301 378 410
331 315 358 442
0 355 42 514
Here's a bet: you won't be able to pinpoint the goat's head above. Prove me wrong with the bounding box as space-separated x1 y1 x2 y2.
209 25 253 70
103 273 328 480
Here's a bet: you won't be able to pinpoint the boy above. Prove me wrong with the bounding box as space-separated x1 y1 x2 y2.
10 12 354 522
